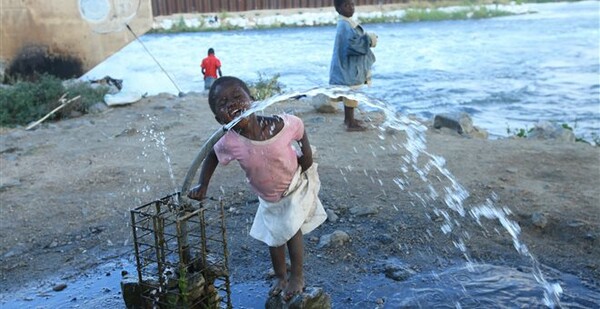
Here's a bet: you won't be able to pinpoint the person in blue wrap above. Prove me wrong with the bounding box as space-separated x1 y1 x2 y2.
329 0 377 131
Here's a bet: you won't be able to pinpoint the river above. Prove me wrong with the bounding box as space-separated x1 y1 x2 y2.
84 1 599 140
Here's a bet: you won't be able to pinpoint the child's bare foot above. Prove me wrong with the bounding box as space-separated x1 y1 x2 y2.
269 278 287 297
283 276 304 301
344 118 364 126
346 120 367 132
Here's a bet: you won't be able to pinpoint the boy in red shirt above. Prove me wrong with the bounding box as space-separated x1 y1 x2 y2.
201 48 222 90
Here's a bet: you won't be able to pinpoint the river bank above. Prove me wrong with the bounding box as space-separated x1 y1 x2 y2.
1 91 598 307
150 2 532 32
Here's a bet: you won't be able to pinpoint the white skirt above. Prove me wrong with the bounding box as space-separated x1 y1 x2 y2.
250 164 327 247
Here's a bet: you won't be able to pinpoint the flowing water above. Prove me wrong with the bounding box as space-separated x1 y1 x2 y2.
84 1 599 141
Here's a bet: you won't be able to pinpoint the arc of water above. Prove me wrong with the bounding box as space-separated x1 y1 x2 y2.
180 86 425 197
180 127 227 195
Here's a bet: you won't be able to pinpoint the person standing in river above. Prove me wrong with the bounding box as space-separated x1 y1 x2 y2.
329 0 377 131
201 48 222 90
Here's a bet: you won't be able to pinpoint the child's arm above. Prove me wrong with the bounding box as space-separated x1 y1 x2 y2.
297 130 313 172
187 149 219 201
342 24 372 56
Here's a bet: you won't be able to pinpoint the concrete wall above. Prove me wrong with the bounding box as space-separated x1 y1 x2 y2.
0 0 153 73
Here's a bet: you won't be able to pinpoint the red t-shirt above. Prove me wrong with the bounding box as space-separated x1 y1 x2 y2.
201 54 221 79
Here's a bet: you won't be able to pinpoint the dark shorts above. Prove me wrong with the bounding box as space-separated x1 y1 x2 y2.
204 77 216 90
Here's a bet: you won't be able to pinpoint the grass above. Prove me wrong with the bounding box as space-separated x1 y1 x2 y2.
0 74 108 127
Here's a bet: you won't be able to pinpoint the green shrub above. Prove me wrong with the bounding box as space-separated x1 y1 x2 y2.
247 72 285 101
0 74 108 127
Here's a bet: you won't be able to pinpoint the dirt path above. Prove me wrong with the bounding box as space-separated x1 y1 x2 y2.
1 92 598 307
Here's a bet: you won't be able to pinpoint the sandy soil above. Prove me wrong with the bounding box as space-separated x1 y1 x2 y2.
0 92 598 307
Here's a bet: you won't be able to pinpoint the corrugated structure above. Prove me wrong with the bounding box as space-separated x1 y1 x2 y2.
152 0 405 16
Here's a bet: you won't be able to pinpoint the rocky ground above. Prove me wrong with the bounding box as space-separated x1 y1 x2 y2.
0 92 598 307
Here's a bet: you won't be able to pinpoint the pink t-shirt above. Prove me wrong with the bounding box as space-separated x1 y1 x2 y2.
214 114 305 202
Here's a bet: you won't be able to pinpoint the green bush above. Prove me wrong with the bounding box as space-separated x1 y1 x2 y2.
247 72 285 101
0 74 108 127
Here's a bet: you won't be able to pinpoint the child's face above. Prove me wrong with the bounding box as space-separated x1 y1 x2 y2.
212 83 252 125
337 0 354 18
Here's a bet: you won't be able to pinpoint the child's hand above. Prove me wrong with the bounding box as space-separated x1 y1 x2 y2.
187 184 207 201
368 32 378 48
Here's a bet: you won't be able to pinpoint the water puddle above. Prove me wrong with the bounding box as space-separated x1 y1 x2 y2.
1 260 597 308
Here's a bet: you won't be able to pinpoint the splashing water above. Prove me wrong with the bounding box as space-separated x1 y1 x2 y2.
138 115 179 202
228 86 563 307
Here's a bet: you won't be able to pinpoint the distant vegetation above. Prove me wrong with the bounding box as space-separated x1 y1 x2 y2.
150 0 527 33
247 72 285 101
0 74 108 127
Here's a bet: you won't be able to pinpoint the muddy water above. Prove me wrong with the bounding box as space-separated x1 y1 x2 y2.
1 259 598 308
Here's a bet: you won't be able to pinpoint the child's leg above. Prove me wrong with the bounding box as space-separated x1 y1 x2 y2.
344 106 366 131
284 230 305 300
269 245 287 296
343 98 366 131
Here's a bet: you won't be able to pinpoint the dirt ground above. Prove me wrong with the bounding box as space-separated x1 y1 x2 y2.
0 92 599 307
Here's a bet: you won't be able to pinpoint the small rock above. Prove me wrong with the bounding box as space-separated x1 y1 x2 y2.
265 286 331 309
584 233 596 241
531 212 548 229
432 113 472 134
0 177 21 191
376 234 394 245
47 239 59 248
88 102 108 114
317 230 350 249
325 209 338 223
53 283 67 292
527 121 575 142
349 204 378 216
383 259 416 282
310 94 338 114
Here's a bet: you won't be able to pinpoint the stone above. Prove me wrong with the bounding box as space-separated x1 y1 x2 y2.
88 102 109 114
310 94 338 114
0 177 21 191
265 287 331 309
349 204 379 216
325 209 338 223
121 275 144 309
317 230 350 249
470 126 489 139
531 212 548 229
52 283 67 291
433 113 472 134
527 121 575 142
383 258 416 282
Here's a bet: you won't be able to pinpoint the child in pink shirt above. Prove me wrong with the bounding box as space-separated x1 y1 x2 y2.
187 76 326 301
